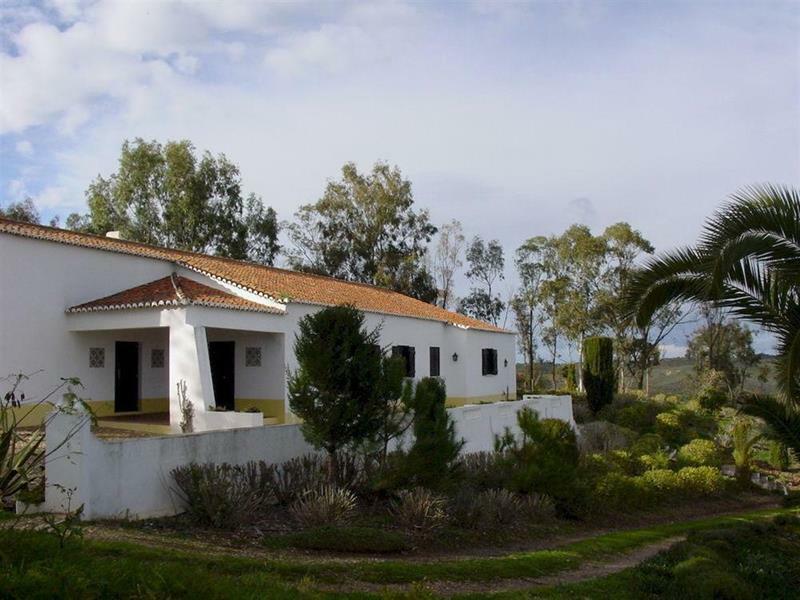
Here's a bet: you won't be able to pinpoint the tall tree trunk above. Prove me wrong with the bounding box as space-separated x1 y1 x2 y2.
527 307 534 392
327 449 339 485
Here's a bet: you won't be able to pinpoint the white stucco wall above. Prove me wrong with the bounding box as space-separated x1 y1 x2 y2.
0 235 172 405
1 233 516 426
41 395 573 519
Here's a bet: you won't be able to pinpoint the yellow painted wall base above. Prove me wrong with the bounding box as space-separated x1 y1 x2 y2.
96 420 173 436
7 397 169 427
446 394 508 407
234 398 285 423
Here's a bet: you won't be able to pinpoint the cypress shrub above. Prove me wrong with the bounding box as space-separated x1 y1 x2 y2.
560 363 577 391
583 336 614 415
399 378 464 489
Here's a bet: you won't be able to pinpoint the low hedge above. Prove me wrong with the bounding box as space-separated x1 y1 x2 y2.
593 466 727 511
677 439 723 468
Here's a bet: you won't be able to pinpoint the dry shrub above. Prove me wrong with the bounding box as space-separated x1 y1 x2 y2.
519 492 556 522
290 485 357 528
391 487 447 531
171 463 266 529
577 421 638 453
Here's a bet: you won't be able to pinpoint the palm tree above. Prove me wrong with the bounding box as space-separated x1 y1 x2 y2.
623 184 800 458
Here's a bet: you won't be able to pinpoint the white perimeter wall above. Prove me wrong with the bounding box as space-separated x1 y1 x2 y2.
41 396 573 519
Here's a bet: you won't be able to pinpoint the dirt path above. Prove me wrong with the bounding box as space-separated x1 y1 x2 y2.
315 535 686 596
429 536 684 596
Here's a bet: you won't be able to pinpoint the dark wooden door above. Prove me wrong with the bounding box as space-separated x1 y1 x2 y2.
209 341 235 410
115 341 140 412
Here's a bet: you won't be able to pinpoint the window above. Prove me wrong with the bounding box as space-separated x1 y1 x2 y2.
89 347 105 368
151 348 165 369
392 345 416 378
429 346 440 377
481 348 498 376
245 346 262 367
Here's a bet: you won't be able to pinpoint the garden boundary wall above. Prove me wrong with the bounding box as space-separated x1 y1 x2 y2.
38 395 574 520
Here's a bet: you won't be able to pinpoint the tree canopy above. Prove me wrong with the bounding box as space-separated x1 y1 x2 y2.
67 138 280 264
286 162 438 302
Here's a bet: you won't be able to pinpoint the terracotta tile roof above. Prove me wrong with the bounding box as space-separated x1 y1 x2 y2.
1 218 509 332
68 274 282 314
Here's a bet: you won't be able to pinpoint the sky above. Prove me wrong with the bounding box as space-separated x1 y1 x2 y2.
1 0 798 355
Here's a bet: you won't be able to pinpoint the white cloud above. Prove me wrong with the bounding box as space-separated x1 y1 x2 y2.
7 179 26 200
31 185 67 209
264 24 376 76
15 139 33 156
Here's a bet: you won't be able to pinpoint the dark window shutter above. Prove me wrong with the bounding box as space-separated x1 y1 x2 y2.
430 347 440 377
392 345 415 377
482 348 498 375
408 347 415 378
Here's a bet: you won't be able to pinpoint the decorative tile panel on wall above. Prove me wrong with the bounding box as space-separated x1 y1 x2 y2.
89 347 105 368
245 346 262 367
151 348 165 369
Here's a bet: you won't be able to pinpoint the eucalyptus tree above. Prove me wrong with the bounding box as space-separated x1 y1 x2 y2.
553 225 608 390
598 223 654 389
458 236 505 325
624 185 800 458
432 219 465 309
513 236 548 391
0 198 40 224
287 161 437 302
69 139 280 264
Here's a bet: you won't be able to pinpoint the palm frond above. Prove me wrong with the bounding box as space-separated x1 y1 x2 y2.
740 394 800 461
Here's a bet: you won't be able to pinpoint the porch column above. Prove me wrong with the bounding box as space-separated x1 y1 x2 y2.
168 311 215 432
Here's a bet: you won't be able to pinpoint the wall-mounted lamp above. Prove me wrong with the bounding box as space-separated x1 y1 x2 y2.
504 358 508 368
452 352 459 362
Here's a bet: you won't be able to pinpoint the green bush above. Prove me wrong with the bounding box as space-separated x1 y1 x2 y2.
694 369 729 411
768 441 790 471
560 363 578 391
583 337 614 415
630 433 664 456
499 409 580 509
655 408 716 445
276 526 410 553
676 466 726 497
593 472 653 510
638 450 671 471
591 465 727 512
655 411 682 444
615 402 660 434
399 377 464 489
672 555 754 600
677 439 722 468
640 469 680 499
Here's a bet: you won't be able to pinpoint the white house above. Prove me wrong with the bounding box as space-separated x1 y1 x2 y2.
0 217 516 433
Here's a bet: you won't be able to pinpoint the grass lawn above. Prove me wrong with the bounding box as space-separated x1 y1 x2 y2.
507 514 800 600
1 506 797 598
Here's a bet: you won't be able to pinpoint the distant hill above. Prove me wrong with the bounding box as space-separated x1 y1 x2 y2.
518 355 778 397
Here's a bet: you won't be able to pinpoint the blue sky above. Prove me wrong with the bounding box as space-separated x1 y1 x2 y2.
1 0 798 354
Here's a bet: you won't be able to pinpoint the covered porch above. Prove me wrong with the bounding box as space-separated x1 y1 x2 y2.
65 274 287 433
